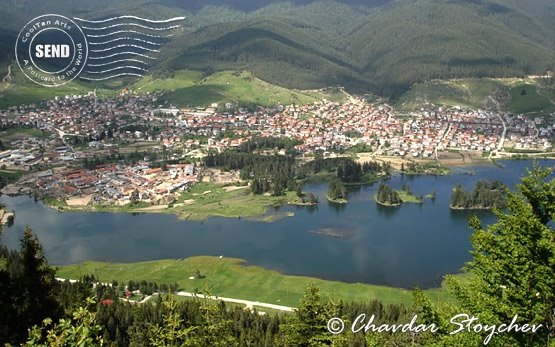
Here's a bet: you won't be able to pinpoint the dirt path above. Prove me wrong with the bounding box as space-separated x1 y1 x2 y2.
176 291 295 312
2 64 11 83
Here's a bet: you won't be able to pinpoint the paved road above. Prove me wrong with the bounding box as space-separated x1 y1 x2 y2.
490 113 507 159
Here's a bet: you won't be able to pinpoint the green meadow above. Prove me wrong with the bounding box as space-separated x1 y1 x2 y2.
58 256 460 308
133 70 336 107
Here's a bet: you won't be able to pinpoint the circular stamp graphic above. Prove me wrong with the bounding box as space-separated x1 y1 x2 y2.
15 14 88 87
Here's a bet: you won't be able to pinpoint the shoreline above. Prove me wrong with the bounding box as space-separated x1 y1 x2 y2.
56 256 463 307
33 184 310 222
3 157 552 221
326 194 348 204
365 153 555 172
374 195 401 207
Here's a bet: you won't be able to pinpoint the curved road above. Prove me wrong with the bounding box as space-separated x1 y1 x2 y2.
176 291 295 312
56 278 295 312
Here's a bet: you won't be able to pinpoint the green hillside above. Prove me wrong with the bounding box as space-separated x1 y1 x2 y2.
349 0 555 95
0 67 116 109
153 0 555 96
0 67 343 109
1 0 555 97
133 70 331 107
157 17 372 92
394 77 555 117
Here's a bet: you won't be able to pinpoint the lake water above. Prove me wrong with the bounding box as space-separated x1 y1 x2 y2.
0 159 551 288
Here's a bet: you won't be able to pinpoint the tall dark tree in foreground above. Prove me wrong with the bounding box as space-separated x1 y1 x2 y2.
276 284 345 347
18 228 61 329
427 166 555 346
0 227 61 345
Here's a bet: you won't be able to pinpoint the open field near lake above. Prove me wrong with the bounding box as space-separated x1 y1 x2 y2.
171 183 303 221
57 256 459 308
55 182 304 222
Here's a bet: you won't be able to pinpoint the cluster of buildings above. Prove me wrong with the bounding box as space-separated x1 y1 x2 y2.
23 163 198 206
2 94 553 161
1 92 554 205
0 136 78 171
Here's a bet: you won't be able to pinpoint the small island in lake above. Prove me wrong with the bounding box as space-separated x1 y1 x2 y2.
327 180 348 204
450 180 507 210
375 183 424 206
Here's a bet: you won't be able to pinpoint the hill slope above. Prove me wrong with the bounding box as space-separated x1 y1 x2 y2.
1 0 554 97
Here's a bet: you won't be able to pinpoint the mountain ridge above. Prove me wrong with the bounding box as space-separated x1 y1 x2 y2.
1 0 554 96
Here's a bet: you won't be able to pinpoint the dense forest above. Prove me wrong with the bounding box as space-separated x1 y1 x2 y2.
205 139 390 196
450 180 508 209
2 1 555 96
0 167 553 346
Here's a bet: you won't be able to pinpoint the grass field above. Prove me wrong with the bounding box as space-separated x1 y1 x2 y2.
398 190 424 204
0 169 24 184
1 65 341 110
57 256 459 308
171 183 301 221
0 126 52 142
507 83 555 115
134 70 333 107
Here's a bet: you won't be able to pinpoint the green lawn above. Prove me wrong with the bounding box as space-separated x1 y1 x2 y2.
133 70 203 92
42 196 68 209
57 256 459 307
0 169 25 184
0 127 52 142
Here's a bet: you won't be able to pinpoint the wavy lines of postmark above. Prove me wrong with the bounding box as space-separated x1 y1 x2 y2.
74 15 185 81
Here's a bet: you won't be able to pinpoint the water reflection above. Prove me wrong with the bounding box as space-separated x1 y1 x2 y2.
0 160 551 288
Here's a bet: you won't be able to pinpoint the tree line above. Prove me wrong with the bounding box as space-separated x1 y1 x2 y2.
205 147 391 196
450 180 507 209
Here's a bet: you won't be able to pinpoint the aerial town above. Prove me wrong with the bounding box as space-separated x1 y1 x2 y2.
0 92 553 207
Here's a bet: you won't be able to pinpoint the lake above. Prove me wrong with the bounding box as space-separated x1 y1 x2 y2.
0 159 551 288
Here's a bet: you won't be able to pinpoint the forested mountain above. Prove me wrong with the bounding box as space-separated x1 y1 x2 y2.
1 0 555 96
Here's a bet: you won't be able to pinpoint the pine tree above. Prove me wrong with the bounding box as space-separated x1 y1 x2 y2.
277 284 339 347
444 166 555 346
15 227 61 343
